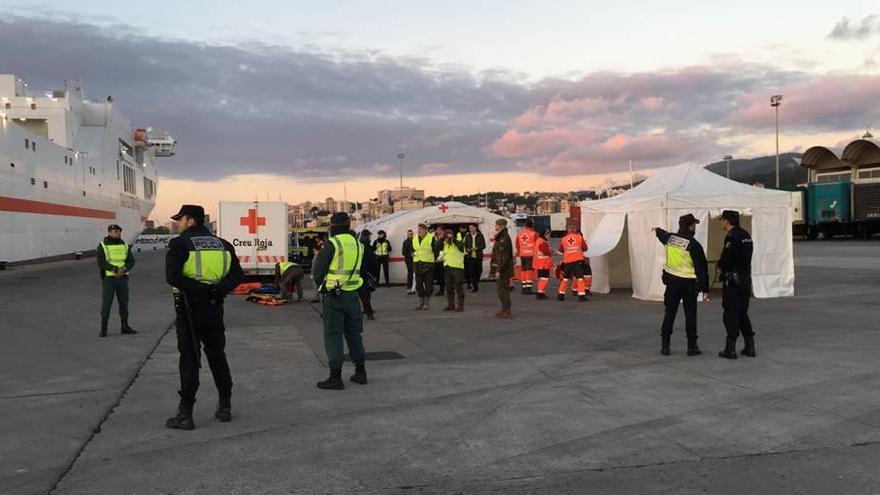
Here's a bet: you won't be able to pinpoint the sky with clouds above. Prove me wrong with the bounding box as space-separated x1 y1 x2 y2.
1 1 879 218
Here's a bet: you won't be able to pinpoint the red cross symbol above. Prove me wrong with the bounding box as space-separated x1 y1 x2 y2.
566 237 576 245
438 204 449 213
240 208 266 234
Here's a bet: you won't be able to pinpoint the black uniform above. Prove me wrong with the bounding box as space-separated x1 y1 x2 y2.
655 228 709 349
165 225 243 409
402 237 415 290
358 237 378 319
718 226 754 346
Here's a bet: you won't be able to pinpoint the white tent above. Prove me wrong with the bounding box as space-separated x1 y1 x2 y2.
581 163 794 301
359 202 510 284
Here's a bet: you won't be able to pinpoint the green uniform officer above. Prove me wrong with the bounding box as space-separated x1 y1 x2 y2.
312 212 368 390
97 223 137 337
442 229 466 312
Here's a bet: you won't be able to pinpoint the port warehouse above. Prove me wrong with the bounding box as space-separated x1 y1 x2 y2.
795 138 880 239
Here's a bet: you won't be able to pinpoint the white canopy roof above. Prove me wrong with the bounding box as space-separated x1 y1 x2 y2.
581 163 794 300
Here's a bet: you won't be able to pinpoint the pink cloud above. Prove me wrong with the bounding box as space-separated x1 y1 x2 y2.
639 96 664 111
490 126 603 158
731 75 880 128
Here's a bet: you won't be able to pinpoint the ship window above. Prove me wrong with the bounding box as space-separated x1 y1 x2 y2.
30 103 36 110
31 141 36 152
4 102 9 109
123 165 137 194
9 162 13 168
43 181 48 188
25 138 29 149
82 191 86 197
64 156 68 165
30 178 35 185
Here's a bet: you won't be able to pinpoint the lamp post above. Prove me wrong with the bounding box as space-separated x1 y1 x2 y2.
723 155 733 179
770 94 783 189
396 152 405 211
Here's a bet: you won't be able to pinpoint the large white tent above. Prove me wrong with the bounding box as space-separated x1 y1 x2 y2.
359 202 510 284
581 163 794 301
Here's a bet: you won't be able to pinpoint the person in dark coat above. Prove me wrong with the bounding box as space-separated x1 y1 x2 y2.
489 218 514 319
358 230 378 320
716 210 756 359
464 224 486 292
402 229 415 294
372 230 392 286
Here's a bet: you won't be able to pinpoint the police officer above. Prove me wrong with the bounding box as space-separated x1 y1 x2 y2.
653 214 709 356
716 210 756 359
312 212 368 389
97 224 137 337
165 205 243 430
372 230 392 286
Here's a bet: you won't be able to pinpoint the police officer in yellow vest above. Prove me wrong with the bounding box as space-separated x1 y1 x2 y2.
276 260 304 301
442 228 467 312
653 213 709 357
312 212 368 390
165 205 243 430
97 224 137 337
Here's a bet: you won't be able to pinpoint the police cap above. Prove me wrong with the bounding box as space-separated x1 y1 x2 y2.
171 204 205 221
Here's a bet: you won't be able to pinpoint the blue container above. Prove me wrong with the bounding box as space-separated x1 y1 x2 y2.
808 182 851 224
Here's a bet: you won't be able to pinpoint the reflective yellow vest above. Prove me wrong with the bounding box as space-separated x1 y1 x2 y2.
443 241 465 269
375 240 389 256
182 235 232 284
664 235 696 279
412 235 435 263
324 233 364 291
278 261 298 273
100 241 128 276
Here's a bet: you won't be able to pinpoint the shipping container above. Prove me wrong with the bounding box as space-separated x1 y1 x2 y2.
807 182 852 239
527 215 551 235
218 201 289 276
853 183 880 239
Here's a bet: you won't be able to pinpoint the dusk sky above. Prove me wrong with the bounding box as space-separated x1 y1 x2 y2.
1 1 879 219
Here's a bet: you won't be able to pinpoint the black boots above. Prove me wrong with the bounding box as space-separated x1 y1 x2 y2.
350 363 368 385
99 321 108 338
317 368 345 390
120 318 137 335
741 337 757 357
660 336 671 356
578 295 587 302
536 293 548 300
215 396 231 422
557 294 565 301
687 338 702 356
166 399 195 430
718 338 738 359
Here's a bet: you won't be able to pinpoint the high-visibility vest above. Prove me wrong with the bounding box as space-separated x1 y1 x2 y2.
323 233 364 291
182 235 232 284
664 235 696 279
533 238 553 270
278 261 298 273
100 241 128 276
561 233 587 263
412 235 435 263
375 240 389 256
443 242 465 269
517 228 537 257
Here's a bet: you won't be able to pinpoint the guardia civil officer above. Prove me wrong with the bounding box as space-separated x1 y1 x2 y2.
97 224 137 337
312 212 368 389
653 214 709 356
165 205 243 430
716 210 756 359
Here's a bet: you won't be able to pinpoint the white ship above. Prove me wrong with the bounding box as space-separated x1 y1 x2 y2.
0 74 175 264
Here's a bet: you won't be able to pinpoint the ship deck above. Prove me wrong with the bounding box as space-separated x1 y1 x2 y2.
2 241 880 494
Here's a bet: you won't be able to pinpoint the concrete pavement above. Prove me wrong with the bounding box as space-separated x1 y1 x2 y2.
2 240 880 494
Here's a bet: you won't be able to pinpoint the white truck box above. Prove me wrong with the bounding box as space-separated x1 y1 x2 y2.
218 201 289 276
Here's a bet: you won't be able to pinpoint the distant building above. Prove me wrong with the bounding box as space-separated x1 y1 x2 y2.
325 197 337 213
379 187 424 212
536 197 560 215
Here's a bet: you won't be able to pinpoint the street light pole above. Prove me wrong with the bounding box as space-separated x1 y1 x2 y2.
771 94 783 189
397 152 405 191
723 154 733 179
